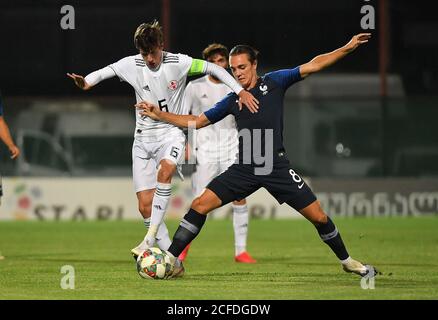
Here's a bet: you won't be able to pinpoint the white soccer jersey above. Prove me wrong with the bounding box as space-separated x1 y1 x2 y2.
184 75 239 162
109 52 192 140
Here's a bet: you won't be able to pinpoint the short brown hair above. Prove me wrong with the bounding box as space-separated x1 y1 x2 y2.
202 43 229 61
134 20 164 53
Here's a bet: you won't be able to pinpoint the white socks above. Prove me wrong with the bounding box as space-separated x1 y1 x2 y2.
150 183 172 228
232 203 249 256
140 182 172 251
340 256 352 265
140 218 172 251
155 222 172 251
144 183 172 246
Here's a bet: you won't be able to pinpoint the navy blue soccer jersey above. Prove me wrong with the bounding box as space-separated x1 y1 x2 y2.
204 67 303 165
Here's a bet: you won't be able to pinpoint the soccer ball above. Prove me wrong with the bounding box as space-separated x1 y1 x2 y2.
136 247 173 279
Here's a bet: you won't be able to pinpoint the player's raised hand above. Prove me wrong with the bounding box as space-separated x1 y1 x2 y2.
345 33 372 52
67 73 92 90
237 90 259 113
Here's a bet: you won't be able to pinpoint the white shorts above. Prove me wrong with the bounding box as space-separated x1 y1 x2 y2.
192 158 235 198
132 133 186 193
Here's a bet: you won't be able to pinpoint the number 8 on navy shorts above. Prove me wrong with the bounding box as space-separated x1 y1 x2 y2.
207 158 317 211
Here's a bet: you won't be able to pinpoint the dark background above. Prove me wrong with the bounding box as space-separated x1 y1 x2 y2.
0 0 437 178
0 0 437 96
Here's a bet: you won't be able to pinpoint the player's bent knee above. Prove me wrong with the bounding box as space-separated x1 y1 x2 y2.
191 197 210 215
300 200 328 225
157 162 176 183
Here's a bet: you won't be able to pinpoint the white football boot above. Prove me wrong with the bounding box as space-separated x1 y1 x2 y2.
342 257 378 277
130 245 145 261
130 236 156 261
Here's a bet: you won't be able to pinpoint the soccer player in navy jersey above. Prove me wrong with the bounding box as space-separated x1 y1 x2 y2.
137 33 377 277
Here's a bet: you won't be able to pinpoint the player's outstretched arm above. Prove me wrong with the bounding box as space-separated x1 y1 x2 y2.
135 102 211 129
67 66 117 91
299 33 371 78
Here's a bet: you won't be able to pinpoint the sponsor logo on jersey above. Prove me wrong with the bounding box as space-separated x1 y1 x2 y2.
143 84 150 91
168 80 178 90
201 93 208 99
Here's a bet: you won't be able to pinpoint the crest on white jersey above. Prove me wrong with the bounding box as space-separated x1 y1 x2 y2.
168 80 178 91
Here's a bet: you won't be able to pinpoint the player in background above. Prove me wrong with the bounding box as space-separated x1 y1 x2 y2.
138 33 378 278
181 43 256 263
0 91 21 260
67 20 258 275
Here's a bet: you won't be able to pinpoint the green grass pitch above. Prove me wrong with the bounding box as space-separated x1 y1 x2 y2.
1 217 437 299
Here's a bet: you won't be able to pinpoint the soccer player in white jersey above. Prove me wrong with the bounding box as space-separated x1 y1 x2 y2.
181 44 256 263
67 21 258 276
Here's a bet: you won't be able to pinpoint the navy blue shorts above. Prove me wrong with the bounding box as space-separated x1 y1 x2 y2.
207 159 317 211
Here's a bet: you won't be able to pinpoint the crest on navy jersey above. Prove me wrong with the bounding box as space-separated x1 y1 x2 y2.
259 83 268 95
